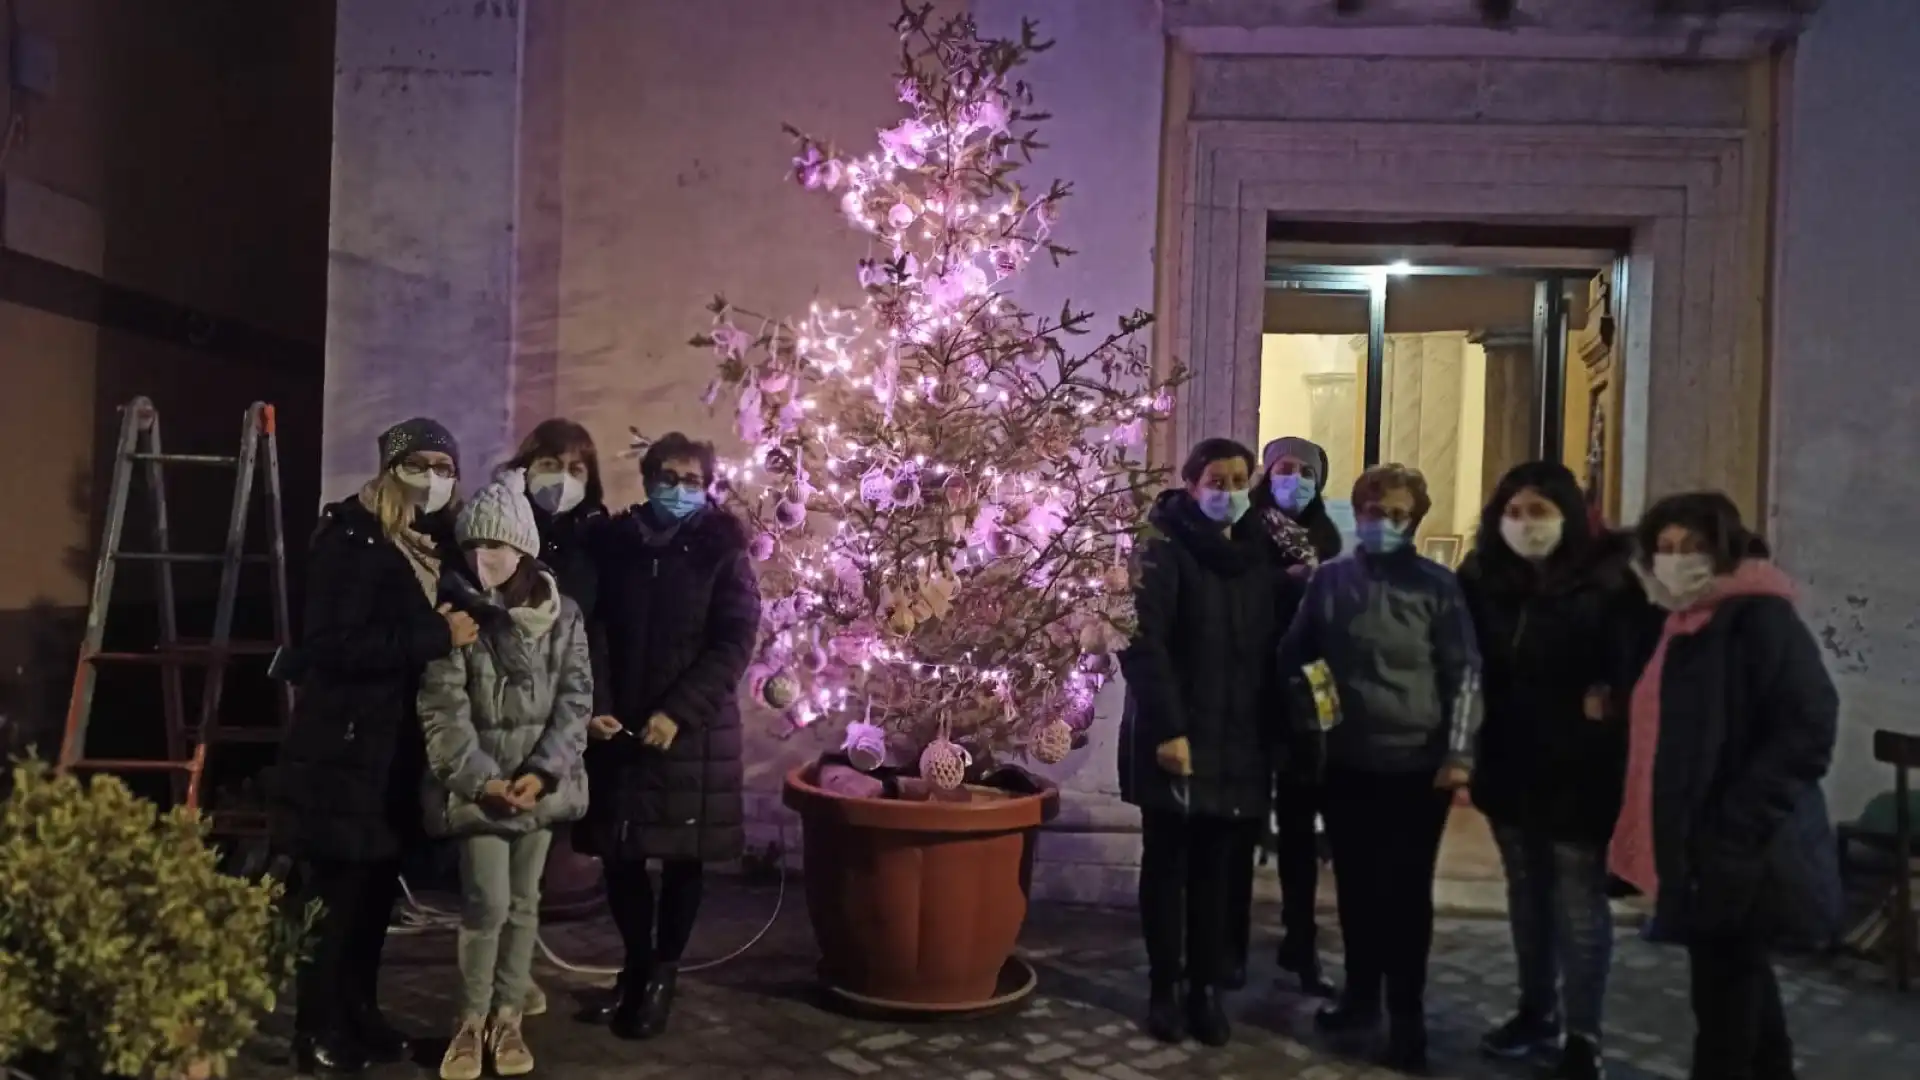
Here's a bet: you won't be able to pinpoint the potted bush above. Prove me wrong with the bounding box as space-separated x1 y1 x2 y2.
691 4 1179 1010
0 761 311 1080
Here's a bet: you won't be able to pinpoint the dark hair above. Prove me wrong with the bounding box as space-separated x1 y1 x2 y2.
505 418 604 510
1634 491 1769 574
1249 441 1343 559
1352 463 1433 527
1472 460 1594 591
1179 437 1257 485
641 431 718 487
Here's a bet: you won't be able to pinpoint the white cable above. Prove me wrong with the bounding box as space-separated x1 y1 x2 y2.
392 861 785 977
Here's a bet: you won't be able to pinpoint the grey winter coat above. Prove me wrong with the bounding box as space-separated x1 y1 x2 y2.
1276 546 1483 775
417 573 594 837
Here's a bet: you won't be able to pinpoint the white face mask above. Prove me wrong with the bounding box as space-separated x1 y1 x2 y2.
395 469 456 514
1499 516 1564 560
470 546 522 591
528 470 585 516
1652 553 1716 605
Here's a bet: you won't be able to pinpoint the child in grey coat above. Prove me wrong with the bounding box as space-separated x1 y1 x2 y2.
419 469 593 1080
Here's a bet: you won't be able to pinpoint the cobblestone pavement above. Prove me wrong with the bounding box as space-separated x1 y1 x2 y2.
240 877 1920 1080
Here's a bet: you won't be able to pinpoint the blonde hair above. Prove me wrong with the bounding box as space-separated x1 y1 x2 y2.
365 470 461 540
1352 464 1432 527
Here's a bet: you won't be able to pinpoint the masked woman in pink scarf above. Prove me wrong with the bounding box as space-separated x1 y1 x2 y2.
1612 492 1841 1080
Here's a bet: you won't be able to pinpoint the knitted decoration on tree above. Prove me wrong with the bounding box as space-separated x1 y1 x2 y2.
919 737 969 790
763 671 800 710
1031 719 1073 765
843 721 887 773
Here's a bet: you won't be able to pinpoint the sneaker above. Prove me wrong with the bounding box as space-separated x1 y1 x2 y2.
489 1008 535 1078
438 1015 485 1080
524 980 548 1017
1480 1012 1562 1060
1552 1035 1606 1080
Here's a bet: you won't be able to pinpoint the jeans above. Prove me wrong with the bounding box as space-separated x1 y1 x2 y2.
1322 768 1452 1016
1139 810 1260 987
604 858 706 976
1687 937 1796 1080
1492 824 1614 1039
454 829 554 1018
294 858 404 1036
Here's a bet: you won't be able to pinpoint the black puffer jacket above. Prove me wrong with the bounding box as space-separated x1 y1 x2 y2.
1118 491 1281 821
577 504 760 863
1646 568 1842 948
273 498 458 862
1459 526 1641 847
534 500 606 622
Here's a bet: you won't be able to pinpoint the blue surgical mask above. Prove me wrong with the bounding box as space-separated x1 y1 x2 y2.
1357 518 1409 555
1270 474 1317 513
1197 488 1251 525
648 484 708 520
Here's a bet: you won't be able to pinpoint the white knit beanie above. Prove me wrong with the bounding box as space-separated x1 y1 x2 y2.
456 468 541 557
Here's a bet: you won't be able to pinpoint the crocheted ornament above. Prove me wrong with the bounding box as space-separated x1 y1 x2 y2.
762 671 800 710
843 722 888 773
919 737 969 790
1031 720 1073 765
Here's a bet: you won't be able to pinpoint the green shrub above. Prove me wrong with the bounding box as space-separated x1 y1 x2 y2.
0 760 313 1079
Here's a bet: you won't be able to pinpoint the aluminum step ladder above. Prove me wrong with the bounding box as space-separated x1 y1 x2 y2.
57 397 293 835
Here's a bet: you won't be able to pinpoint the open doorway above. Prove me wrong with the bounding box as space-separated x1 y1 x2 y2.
1257 239 1624 904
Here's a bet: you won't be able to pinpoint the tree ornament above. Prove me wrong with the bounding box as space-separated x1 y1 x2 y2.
1031 719 1073 765
919 737 969 790
843 721 888 773
763 671 800 710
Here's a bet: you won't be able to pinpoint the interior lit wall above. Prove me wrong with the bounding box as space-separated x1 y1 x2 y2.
1258 332 1486 554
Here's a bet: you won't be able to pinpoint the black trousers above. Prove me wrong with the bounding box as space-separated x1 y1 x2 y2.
1228 778 1324 969
604 858 706 976
294 858 404 1036
1140 810 1260 987
1687 937 1795 1080
1322 768 1452 1016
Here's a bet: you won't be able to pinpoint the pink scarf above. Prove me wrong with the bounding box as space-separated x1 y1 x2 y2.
1607 559 1798 898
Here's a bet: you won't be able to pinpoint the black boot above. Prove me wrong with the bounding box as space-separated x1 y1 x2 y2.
1186 983 1231 1048
577 967 636 1026
1144 980 1186 1044
614 964 679 1040
292 1032 371 1076
1275 932 1336 998
1551 1035 1606 1080
1382 1014 1431 1075
348 1004 411 1064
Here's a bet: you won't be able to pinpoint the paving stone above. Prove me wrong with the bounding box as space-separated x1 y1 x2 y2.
230 880 1920 1080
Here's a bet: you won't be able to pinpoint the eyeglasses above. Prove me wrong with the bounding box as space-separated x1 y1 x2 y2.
653 470 707 490
397 459 457 480
1358 505 1416 528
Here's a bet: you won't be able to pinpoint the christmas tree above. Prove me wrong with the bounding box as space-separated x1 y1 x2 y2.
695 3 1180 786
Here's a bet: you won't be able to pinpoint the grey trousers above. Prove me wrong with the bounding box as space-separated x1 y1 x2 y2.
455 829 554 1018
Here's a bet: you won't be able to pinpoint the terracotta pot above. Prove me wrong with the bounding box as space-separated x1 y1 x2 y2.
783 762 1060 1007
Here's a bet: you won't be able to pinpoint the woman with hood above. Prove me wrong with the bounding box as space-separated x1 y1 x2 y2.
1456 461 1639 1079
1275 463 1481 1073
574 432 761 1040
417 471 593 1080
1225 435 1344 996
1612 493 1840 1080
275 418 479 1074
1118 437 1281 1048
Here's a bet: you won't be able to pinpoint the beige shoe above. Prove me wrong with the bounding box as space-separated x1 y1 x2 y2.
489 1007 535 1078
439 1015 486 1080
524 979 548 1017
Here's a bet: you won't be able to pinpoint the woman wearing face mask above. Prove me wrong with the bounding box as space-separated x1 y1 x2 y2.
1118 437 1281 1047
504 419 608 619
417 472 592 1080
1455 462 1638 1080
1226 435 1344 996
574 432 760 1040
275 418 480 1074
1612 493 1839 1080
1275 464 1481 1073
